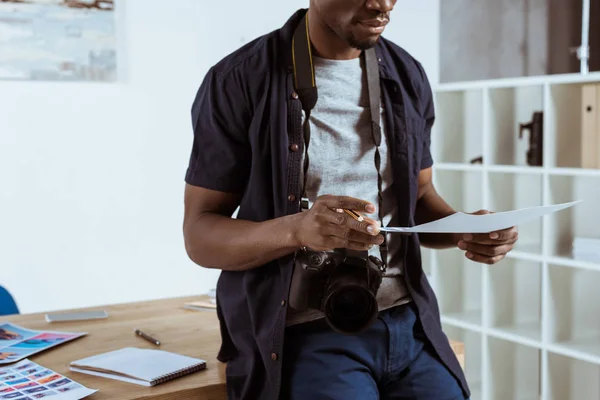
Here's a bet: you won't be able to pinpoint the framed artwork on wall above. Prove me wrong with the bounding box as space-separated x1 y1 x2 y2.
0 0 117 82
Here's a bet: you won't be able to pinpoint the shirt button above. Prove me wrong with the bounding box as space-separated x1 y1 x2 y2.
288 194 296 202
281 300 286 306
271 353 278 361
291 92 299 100
289 144 299 152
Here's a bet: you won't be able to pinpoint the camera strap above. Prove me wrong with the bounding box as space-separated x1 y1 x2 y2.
292 13 388 272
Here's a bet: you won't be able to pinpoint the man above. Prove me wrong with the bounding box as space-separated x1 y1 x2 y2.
183 1 518 399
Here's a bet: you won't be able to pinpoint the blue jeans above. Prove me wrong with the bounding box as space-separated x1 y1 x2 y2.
281 302 468 400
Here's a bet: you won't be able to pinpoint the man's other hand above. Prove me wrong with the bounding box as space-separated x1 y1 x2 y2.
456 210 519 264
293 194 384 252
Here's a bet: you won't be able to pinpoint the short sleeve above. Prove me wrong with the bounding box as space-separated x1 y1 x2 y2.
185 67 251 193
417 62 434 170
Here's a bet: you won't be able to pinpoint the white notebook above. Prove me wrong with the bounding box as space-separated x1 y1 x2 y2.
69 347 207 386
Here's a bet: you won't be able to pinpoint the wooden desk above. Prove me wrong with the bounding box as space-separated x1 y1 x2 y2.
3 297 464 399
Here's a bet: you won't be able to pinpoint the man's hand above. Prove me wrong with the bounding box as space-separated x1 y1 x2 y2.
456 210 519 264
293 195 384 252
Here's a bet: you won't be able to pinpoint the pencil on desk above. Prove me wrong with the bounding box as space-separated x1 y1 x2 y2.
134 329 161 346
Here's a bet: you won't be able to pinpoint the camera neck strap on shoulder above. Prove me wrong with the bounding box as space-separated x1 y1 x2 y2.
292 13 388 270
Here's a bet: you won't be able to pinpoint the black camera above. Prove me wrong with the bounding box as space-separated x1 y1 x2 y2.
288 248 384 334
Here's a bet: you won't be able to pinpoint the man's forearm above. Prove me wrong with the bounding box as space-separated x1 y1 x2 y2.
415 186 460 249
184 213 303 272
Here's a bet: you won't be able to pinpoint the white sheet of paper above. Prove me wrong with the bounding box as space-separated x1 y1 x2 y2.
380 200 581 233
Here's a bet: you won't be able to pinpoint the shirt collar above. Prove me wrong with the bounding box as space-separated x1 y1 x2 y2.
279 9 394 82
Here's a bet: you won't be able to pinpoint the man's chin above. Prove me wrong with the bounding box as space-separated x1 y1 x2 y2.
352 37 379 50
349 36 381 51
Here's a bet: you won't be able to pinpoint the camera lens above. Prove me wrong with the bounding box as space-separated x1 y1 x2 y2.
309 254 323 266
323 283 378 334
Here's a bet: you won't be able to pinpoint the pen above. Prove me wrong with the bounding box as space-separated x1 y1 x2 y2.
134 329 160 346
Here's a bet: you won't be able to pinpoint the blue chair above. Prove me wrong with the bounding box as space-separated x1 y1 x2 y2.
0 286 19 316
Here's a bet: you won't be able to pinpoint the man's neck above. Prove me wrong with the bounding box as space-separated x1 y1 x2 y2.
307 8 361 60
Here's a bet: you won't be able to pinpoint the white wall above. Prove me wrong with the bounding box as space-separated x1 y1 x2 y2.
387 0 440 84
0 0 439 314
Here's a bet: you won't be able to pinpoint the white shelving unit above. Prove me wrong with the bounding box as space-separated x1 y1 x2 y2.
427 72 600 400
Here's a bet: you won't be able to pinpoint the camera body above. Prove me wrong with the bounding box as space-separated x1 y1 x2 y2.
288 247 384 334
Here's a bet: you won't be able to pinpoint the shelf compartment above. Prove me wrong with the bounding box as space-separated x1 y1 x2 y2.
547 352 600 400
486 337 541 400
434 248 482 326
548 264 600 359
487 258 541 342
488 172 543 254
432 170 484 214
546 175 600 260
546 82 600 169
487 85 545 167
441 324 482 400
431 90 484 164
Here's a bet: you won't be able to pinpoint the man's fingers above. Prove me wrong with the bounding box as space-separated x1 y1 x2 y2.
323 236 377 252
461 228 518 244
492 227 519 241
347 230 385 245
321 221 384 245
320 208 380 235
360 216 381 235
316 194 376 214
470 209 492 216
465 251 506 264
458 241 513 258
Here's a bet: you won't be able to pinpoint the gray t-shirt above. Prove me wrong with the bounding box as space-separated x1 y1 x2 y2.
286 55 412 327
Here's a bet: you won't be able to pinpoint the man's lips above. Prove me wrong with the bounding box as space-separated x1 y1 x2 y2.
360 19 389 28
358 19 389 34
